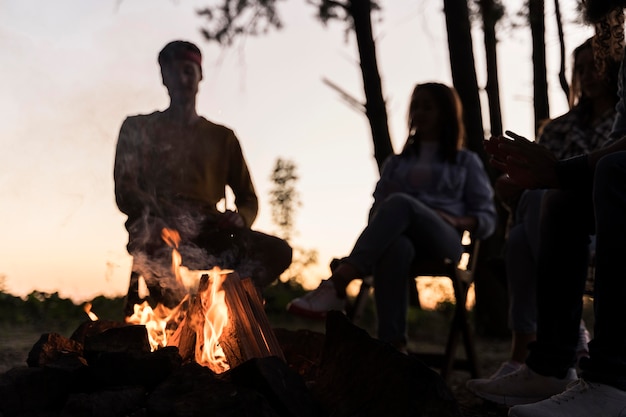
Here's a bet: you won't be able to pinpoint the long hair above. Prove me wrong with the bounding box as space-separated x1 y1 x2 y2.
586 6 625 78
569 36 621 110
401 82 465 163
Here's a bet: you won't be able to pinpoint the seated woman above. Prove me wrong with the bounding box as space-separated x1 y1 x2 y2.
287 82 497 352
481 36 619 380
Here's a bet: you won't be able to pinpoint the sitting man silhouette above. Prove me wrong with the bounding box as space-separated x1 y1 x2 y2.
114 40 292 314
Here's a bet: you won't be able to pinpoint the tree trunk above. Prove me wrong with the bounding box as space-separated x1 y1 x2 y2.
530 0 550 133
554 0 570 101
444 0 509 337
479 0 503 138
349 0 394 172
443 0 486 158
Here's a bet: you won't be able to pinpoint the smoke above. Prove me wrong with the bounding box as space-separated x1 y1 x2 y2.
127 209 265 307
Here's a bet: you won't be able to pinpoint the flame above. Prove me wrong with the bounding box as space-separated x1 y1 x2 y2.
161 228 184 286
197 267 232 372
125 298 187 350
84 302 99 321
129 228 233 372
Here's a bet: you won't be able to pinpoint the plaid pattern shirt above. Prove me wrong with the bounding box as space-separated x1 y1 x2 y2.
538 104 616 160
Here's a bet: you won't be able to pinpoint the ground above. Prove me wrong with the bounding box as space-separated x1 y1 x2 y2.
0 315 510 416
0 296 595 417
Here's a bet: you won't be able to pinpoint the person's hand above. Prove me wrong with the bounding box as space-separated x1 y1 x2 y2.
484 130 559 189
217 209 245 230
436 210 477 233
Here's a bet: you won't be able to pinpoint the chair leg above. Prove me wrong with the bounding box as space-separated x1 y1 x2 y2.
446 277 480 380
461 307 480 379
455 279 479 378
441 311 462 382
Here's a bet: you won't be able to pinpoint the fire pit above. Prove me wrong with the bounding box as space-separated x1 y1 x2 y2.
0 228 464 416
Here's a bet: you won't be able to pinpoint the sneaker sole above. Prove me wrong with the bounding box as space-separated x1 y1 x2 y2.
473 390 550 407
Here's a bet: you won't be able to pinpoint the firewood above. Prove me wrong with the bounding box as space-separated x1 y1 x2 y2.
219 273 285 368
27 333 83 368
170 274 209 362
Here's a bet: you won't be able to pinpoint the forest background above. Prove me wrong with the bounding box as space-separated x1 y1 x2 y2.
1 0 596 336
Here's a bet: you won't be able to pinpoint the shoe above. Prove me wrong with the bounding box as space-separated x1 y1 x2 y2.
286 279 346 319
466 364 577 406
508 379 626 416
489 360 524 379
466 361 523 391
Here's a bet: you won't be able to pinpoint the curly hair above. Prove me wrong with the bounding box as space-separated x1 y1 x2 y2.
591 7 625 76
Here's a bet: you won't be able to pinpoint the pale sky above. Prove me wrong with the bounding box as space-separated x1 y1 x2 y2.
0 0 593 301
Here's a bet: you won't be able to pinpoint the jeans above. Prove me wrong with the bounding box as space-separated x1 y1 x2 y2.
582 152 626 389
525 187 592 378
345 193 463 346
527 152 626 390
506 189 546 333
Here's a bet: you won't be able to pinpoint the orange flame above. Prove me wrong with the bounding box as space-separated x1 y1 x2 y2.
126 298 187 350
197 267 231 372
129 229 232 372
161 228 184 286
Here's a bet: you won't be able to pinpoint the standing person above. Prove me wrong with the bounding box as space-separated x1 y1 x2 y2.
114 40 292 313
466 2 626 414
287 82 497 352
478 36 619 380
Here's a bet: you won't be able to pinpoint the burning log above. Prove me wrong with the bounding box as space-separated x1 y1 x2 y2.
169 275 208 363
220 272 285 368
171 269 284 372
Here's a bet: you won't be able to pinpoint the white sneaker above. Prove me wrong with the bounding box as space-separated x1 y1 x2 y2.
286 279 346 319
508 379 626 417
466 364 578 406
489 360 524 379
465 361 523 391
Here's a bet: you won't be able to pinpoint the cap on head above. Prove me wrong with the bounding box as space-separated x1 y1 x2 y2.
158 40 202 71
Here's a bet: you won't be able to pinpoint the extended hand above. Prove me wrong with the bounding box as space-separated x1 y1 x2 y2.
484 131 559 189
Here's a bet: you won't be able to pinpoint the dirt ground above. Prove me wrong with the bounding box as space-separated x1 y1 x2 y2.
0 296 594 417
0 320 510 416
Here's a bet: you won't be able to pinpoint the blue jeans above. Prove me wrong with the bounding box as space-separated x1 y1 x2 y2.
527 152 626 390
344 193 462 346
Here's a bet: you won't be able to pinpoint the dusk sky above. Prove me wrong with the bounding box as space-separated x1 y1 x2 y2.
0 0 593 301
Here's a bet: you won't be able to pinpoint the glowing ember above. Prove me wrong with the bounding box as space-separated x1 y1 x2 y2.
83 302 99 321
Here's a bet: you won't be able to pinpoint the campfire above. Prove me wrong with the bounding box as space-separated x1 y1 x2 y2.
0 226 465 417
123 227 285 373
